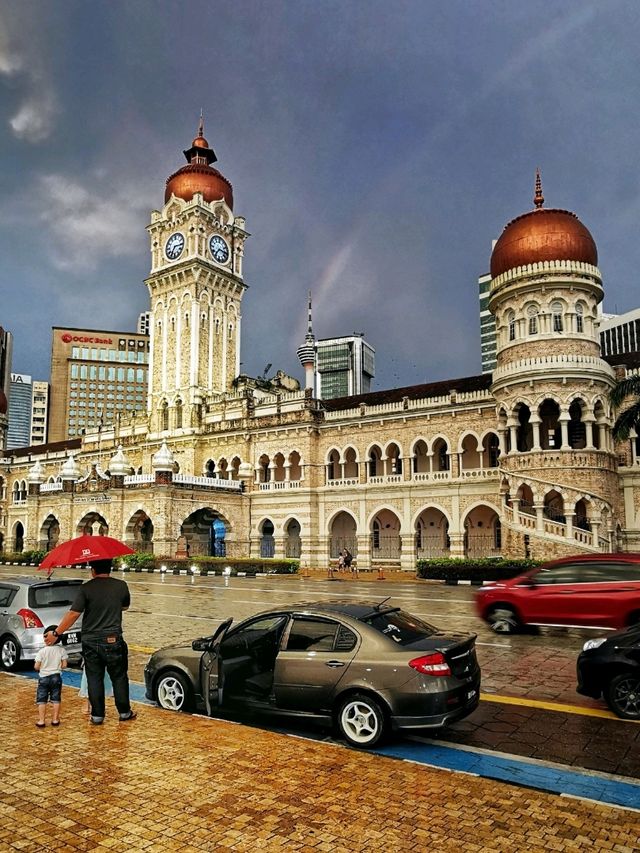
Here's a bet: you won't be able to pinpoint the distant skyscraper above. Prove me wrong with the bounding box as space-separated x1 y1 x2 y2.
48 326 150 441
7 374 33 449
479 272 496 373
138 311 151 335
30 381 49 446
315 334 375 399
599 308 640 360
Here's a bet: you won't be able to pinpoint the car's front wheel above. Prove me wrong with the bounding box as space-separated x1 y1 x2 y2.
155 670 194 713
0 635 21 671
605 671 640 720
486 606 520 634
337 693 387 748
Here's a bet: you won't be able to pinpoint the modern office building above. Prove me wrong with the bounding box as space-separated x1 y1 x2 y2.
48 327 150 441
138 312 151 335
314 335 375 399
479 271 496 373
6 374 33 449
30 381 49 446
598 308 640 360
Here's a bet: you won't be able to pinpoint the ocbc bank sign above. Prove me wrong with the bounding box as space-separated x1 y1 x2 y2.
61 334 114 344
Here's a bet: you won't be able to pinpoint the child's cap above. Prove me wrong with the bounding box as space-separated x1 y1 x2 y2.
43 625 61 644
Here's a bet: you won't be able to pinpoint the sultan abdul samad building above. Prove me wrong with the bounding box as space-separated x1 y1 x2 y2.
2 123 640 568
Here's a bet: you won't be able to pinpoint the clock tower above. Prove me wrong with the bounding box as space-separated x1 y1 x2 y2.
145 118 249 433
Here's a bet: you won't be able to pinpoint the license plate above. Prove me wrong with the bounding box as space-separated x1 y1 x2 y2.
466 689 477 701
64 631 80 645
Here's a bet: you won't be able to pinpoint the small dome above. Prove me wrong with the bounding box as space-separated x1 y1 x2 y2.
109 445 131 477
152 441 175 471
490 173 598 279
28 460 45 484
61 454 81 481
192 134 209 149
0 388 6 415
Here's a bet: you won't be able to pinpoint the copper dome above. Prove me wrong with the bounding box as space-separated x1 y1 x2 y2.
490 173 597 279
165 164 234 208
164 116 234 209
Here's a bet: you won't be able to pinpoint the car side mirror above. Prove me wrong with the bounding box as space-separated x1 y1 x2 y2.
192 637 213 652
518 577 536 588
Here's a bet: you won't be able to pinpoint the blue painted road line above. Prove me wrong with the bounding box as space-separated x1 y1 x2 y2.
18 668 155 706
376 740 640 812
15 670 640 810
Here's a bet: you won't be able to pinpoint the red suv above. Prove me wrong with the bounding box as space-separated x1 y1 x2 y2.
475 554 640 634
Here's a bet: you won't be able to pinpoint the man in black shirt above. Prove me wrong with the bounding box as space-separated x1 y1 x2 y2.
45 559 136 724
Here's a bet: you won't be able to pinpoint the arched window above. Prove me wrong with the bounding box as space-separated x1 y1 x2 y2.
575 302 584 333
527 305 538 335
161 401 169 431
551 301 564 333
507 310 516 342
175 399 183 429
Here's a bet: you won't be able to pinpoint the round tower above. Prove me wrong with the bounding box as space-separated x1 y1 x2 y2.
489 173 619 553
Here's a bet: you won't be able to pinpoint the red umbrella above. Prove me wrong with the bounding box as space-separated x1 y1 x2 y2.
39 535 135 571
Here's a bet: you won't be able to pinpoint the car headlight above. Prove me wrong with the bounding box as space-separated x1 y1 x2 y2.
582 638 607 652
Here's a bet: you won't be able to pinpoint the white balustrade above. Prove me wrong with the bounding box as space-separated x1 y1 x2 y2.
174 473 242 490
123 474 154 485
40 482 63 493
327 478 360 488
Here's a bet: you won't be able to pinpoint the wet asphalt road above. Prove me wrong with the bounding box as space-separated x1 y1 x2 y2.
4 566 639 779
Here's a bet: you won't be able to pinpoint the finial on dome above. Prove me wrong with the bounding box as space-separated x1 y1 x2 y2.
534 168 544 209
198 109 204 138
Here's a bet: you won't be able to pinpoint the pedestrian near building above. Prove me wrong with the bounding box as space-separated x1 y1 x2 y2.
45 559 137 725
35 625 68 728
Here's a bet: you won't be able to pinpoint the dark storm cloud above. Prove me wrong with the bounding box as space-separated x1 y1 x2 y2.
1 0 639 390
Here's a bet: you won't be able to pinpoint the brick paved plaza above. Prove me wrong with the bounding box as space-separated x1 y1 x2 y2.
1 673 638 853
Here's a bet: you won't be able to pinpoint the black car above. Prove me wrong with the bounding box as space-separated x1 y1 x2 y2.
144 600 481 748
577 624 640 719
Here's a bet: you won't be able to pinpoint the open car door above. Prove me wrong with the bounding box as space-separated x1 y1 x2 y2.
197 618 233 717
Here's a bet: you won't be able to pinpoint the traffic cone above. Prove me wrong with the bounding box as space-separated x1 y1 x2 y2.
377 565 386 580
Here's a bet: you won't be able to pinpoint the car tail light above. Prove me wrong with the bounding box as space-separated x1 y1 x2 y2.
17 609 44 629
409 652 451 676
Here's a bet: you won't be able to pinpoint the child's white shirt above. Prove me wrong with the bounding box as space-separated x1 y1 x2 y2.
35 644 68 677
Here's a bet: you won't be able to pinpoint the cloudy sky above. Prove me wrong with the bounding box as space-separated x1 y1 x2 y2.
1 0 640 391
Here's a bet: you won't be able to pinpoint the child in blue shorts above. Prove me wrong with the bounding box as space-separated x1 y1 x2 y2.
35 624 68 727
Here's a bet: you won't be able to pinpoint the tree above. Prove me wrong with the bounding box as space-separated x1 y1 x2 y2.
610 375 640 440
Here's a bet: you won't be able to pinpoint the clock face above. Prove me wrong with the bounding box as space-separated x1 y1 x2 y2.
165 232 185 261
209 234 230 264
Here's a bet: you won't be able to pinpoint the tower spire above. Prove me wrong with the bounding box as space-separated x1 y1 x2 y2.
534 168 544 209
306 290 314 340
198 109 204 138
296 291 316 393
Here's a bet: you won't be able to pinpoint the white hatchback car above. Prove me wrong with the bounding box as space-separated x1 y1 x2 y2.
0 576 84 670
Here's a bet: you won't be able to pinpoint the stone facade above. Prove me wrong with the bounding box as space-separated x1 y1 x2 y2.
2 141 640 568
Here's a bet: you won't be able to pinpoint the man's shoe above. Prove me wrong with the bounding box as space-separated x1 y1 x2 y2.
119 711 137 722
90 716 104 725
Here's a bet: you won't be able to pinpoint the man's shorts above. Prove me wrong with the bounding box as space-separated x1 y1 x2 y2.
36 674 62 704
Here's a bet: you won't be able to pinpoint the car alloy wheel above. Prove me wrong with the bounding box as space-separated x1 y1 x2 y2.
155 671 193 713
338 693 386 748
605 671 640 720
487 607 519 634
0 636 20 671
